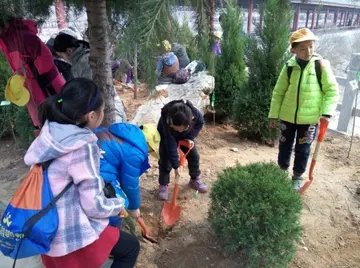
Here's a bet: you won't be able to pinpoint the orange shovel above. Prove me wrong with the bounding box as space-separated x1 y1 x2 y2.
161 140 194 226
298 118 329 194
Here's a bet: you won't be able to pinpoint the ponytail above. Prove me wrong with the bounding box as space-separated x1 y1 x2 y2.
38 94 76 127
38 78 104 127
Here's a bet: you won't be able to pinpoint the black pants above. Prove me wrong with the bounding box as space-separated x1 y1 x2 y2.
111 231 140 268
158 142 201 186
278 121 318 176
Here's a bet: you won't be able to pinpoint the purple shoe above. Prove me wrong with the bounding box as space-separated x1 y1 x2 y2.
189 177 208 193
157 185 169 200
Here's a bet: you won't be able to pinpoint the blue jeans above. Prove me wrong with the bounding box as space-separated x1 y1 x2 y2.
278 121 318 176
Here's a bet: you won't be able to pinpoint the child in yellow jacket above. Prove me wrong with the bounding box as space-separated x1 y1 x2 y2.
268 28 338 190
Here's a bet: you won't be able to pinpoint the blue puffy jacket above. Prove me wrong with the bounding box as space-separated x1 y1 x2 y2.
93 123 150 210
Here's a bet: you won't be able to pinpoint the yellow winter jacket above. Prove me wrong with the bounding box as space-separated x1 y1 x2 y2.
268 55 338 124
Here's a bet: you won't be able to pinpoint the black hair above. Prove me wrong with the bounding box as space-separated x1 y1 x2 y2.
165 100 194 126
38 78 104 127
53 33 79 52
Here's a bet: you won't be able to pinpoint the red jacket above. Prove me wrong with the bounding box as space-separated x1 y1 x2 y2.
0 19 65 127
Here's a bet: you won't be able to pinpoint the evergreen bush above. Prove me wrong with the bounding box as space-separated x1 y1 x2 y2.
233 0 292 143
0 52 34 147
0 52 16 138
14 107 35 148
209 162 302 268
214 0 247 116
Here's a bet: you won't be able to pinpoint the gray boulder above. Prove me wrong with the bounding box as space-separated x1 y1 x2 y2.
131 72 215 126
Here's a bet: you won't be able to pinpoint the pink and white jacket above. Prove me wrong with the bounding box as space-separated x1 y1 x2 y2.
24 121 124 257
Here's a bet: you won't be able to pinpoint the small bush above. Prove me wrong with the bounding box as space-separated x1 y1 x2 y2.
14 107 35 148
0 52 34 147
214 1 247 116
233 0 292 143
209 162 302 268
0 52 16 138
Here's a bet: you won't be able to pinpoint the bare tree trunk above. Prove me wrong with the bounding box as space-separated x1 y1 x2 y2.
134 43 138 99
210 0 215 35
85 0 115 126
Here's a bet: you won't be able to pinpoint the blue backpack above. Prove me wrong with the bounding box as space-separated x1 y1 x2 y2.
0 161 72 267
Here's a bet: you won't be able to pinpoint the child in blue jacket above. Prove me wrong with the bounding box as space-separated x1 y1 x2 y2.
94 123 151 222
157 99 207 200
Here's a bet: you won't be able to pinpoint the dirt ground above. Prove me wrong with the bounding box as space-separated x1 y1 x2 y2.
0 90 359 268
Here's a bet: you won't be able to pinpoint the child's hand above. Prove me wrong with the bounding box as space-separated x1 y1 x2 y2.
320 116 331 122
184 139 194 148
119 209 128 218
128 209 141 219
269 119 278 128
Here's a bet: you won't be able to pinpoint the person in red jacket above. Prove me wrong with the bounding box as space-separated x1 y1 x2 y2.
0 18 65 128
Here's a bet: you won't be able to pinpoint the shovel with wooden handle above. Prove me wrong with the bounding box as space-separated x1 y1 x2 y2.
298 118 329 194
161 140 194 226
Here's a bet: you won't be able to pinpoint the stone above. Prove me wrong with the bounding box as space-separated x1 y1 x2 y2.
230 148 239 152
131 73 215 126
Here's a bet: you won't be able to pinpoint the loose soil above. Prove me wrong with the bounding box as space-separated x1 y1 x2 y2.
0 90 359 268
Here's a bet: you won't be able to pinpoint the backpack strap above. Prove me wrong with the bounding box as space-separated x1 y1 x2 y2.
41 160 53 171
287 61 322 92
286 63 292 81
13 172 73 268
314 59 323 92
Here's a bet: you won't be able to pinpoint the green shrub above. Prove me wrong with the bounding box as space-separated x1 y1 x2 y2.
209 162 302 268
14 107 35 148
233 0 292 143
215 0 247 116
0 52 16 138
0 52 34 147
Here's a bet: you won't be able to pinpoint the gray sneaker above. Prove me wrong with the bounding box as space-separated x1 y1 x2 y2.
157 185 169 200
292 176 304 191
189 177 208 193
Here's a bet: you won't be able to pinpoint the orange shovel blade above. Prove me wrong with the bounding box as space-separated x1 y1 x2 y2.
161 202 181 226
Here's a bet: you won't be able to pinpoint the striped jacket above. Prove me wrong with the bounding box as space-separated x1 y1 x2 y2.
24 121 124 257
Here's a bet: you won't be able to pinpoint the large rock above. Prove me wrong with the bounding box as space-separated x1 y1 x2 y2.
131 72 215 126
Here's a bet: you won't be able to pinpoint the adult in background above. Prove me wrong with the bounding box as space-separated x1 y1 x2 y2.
0 17 65 127
112 58 133 91
45 28 81 82
156 40 179 85
46 34 73 82
211 31 222 56
53 33 127 123
171 42 190 69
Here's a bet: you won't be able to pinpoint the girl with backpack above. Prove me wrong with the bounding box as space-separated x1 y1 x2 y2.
157 100 208 200
24 78 140 268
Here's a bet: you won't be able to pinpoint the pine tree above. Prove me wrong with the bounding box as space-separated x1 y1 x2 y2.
215 0 247 116
233 0 292 143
